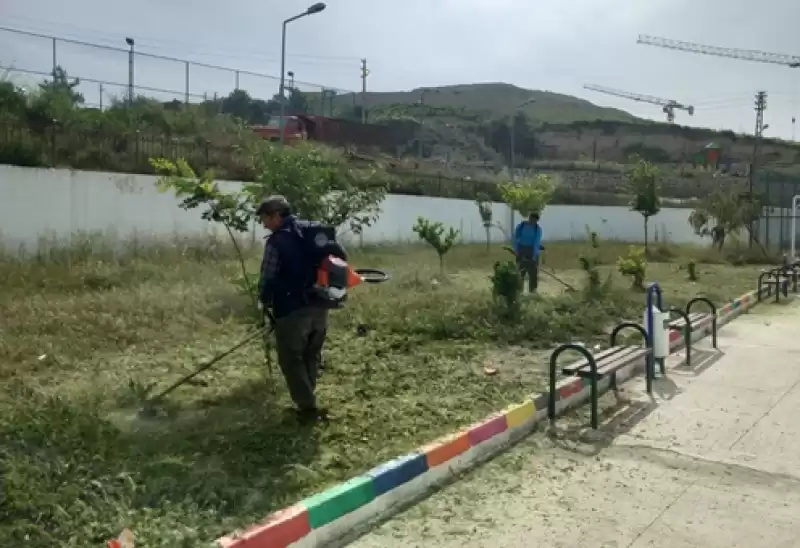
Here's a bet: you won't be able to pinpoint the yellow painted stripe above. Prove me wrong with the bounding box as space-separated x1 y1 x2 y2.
504 400 536 429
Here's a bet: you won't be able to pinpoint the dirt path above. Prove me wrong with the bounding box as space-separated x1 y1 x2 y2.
349 301 800 548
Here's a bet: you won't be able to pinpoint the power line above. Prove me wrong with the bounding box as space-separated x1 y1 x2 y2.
0 25 357 94
0 17 361 64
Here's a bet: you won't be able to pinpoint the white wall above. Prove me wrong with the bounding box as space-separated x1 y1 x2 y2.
0 165 710 252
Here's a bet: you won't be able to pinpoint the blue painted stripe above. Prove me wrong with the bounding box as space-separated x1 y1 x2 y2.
367 453 428 496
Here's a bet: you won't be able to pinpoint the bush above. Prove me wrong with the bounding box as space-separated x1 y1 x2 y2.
617 246 647 290
490 260 523 317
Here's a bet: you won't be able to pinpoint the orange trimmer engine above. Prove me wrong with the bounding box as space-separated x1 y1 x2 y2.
312 255 363 308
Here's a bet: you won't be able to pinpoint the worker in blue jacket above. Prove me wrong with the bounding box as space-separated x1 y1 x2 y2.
513 212 543 293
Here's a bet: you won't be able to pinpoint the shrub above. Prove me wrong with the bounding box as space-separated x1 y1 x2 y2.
617 246 647 290
490 260 523 317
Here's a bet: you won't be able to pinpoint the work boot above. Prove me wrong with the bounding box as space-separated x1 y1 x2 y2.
296 407 329 425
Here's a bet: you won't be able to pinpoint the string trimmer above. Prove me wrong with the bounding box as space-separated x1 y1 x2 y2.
502 246 578 292
136 267 390 419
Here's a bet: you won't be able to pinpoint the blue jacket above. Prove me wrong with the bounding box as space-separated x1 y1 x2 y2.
514 221 543 256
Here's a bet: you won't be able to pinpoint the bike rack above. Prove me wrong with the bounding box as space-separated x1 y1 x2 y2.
609 321 651 394
686 297 718 349
549 344 599 429
667 307 692 367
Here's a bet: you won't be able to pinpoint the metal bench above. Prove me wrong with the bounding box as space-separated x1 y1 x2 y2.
549 322 651 430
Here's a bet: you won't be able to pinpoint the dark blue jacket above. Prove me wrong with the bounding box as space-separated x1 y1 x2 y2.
259 215 315 319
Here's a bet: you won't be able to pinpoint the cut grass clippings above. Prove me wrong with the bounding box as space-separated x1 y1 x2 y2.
0 238 767 547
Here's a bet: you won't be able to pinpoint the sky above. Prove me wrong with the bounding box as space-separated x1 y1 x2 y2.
1 0 799 140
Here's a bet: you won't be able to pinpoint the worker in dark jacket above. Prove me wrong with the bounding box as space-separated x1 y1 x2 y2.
513 212 543 293
257 195 329 423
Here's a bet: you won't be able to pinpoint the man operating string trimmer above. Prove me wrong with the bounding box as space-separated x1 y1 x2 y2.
135 195 388 419
257 195 361 424
513 211 544 293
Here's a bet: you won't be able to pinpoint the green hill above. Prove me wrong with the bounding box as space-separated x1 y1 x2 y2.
341 82 640 125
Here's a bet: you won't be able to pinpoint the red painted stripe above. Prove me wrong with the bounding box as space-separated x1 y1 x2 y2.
558 379 583 399
467 414 508 446
217 505 310 548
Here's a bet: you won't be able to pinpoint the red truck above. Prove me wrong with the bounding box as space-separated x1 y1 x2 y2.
251 115 398 151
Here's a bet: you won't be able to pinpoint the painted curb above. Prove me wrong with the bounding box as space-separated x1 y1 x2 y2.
217 286 767 548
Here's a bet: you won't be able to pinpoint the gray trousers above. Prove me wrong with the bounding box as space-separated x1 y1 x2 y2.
274 306 329 410
516 245 539 292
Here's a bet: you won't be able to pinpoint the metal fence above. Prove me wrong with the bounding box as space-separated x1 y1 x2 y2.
0 25 357 111
753 172 800 252
0 122 508 201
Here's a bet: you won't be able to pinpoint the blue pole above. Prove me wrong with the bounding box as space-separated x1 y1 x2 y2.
646 282 662 391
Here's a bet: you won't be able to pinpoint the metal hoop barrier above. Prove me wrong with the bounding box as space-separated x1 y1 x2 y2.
549 344 599 429
609 322 649 347
757 269 776 302
667 308 692 367
354 268 391 284
609 322 652 394
686 297 718 349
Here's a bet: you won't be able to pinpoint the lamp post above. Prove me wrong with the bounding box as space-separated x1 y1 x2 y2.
125 37 135 107
279 2 326 145
509 97 535 182
508 98 535 240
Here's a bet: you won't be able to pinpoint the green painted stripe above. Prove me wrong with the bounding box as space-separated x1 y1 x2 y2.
302 475 375 529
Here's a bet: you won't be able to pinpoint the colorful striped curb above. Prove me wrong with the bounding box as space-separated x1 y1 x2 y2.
217 287 765 548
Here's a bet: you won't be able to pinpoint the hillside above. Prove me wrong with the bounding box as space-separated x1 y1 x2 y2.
341 83 641 125
327 83 799 175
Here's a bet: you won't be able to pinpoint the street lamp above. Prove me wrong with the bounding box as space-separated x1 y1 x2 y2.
509 97 535 181
279 3 327 144
125 37 135 106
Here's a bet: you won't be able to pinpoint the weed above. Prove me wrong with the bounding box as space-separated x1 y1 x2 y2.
687 260 698 281
0 238 767 547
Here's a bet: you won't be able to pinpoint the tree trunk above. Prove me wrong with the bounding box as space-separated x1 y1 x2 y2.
643 216 649 256
485 225 491 252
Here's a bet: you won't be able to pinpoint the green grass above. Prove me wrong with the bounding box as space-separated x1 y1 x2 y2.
0 238 769 547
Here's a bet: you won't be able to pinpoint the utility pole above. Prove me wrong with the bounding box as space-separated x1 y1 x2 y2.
360 58 368 123
749 90 767 247
125 37 135 107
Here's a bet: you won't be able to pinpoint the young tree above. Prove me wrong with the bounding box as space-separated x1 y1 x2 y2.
688 190 761 250
627 158 661 255
499 173 555 219
247 142 386 236
151 142 388 301
475 193 493 251
412 217 460 276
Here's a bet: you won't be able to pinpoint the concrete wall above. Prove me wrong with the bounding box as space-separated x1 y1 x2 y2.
0 165 708 252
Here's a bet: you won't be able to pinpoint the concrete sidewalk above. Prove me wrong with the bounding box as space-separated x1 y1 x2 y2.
349 302 800 548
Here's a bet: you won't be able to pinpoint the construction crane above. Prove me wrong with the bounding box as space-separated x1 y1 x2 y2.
637 35 799 139
637 35 800 68
583 84 694 123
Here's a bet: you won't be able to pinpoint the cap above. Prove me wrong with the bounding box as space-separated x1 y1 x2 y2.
256 195 291 216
